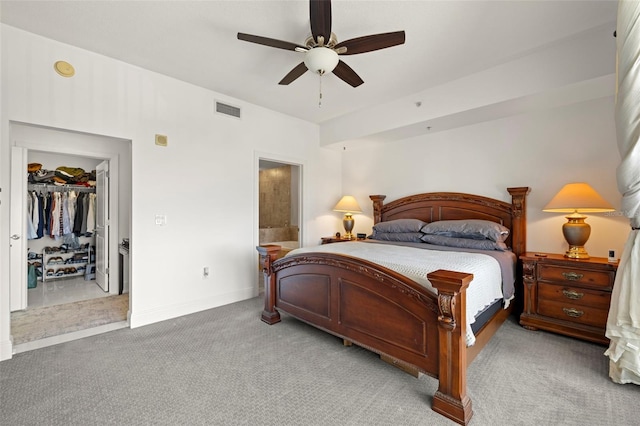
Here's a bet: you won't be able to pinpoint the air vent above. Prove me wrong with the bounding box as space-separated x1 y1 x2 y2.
215 101 241 119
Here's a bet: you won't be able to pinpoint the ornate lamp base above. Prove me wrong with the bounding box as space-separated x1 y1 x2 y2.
343 213 355 239
563 214 591 259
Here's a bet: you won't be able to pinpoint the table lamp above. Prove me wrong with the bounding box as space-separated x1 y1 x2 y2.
543 182 614 259
333 195 362 240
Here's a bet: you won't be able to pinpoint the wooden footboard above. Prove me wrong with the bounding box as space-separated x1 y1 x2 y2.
257 245 474 425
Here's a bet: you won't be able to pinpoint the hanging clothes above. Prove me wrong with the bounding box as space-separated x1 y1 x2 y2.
27 186 96 240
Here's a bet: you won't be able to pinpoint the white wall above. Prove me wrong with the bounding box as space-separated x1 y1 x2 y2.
0 25 342 360
341 95 628 258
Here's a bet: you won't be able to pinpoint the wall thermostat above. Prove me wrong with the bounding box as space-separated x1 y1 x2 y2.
608 249 616 262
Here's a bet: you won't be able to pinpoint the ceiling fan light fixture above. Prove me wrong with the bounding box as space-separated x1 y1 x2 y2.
304 47 339 75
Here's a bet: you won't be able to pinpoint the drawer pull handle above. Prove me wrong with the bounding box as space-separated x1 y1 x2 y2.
562 289 584 300
562 272 584 281
563 308 584 318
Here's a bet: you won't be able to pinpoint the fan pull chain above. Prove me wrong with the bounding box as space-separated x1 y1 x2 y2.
318 75 323 108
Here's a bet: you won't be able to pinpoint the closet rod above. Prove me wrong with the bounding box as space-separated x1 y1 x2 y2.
28 183 96 192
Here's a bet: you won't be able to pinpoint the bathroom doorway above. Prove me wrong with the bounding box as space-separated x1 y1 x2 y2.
257 157 302 293
258 159 301 250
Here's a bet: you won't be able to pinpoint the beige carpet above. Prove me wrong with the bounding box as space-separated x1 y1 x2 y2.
10 294 129 345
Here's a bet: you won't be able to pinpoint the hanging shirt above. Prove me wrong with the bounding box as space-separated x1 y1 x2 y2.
86 193 96 234
49 192 61 238
67 190 77 233
26 191 38 240
61 191 72 235
36 192 46 238
80 193 89 234
73 192 84 235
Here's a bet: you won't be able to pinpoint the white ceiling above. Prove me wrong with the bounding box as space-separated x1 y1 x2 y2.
0 1 618 125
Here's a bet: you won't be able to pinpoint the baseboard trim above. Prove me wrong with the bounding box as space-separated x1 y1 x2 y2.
1 338 13 361
129 287 257 328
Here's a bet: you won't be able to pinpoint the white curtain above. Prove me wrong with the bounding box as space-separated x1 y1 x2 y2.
605 0 640 385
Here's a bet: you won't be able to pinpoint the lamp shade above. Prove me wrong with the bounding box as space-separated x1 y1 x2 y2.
543 183 614 213
333 195 362 213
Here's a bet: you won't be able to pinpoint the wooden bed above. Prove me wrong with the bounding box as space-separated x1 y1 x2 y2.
257 187 529 425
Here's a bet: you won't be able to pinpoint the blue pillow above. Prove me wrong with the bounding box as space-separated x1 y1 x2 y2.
373 218 427 233
370 232 424 243
421 234 508 251
421 219 509 243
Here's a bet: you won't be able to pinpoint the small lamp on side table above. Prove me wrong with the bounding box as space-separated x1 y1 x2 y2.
543 182 615 259
333 195 362 240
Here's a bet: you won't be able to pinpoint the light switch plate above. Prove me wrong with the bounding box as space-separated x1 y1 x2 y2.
155 214 166 226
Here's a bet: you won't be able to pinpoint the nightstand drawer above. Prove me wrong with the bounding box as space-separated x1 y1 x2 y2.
538 283 611 310
538 299 608 328
538 264 613 288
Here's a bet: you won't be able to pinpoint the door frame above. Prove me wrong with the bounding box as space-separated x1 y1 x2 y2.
10 126 122 302
254 151 305 288
9 147 28 310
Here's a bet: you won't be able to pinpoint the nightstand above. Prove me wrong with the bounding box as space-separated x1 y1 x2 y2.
520 252 618 345
320 236 357 244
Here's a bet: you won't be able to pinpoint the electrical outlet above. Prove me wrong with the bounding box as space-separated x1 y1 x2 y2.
203 266 209 278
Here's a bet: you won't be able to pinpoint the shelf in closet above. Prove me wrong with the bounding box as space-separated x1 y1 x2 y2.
28 182 95 192
42 244 92 282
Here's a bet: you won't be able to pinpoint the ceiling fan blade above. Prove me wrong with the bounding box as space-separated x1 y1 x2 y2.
332 60 364 87
237 33 305 51
310 0 332 43
279 62 308 85
334 31 406 55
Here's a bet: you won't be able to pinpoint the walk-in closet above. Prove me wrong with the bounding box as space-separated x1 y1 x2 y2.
25 152 105 309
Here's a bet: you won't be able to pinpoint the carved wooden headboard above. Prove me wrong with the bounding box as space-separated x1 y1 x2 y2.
370 187 530 257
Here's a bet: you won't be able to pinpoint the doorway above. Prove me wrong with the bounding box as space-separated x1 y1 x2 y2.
8 122 131 349
258 159 301 246
257 158 302 289
22 151 106 309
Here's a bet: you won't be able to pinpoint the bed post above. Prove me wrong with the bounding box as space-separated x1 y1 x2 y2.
370 195 386 224
507 187 530 257
257 245 282 324
428 269 474 426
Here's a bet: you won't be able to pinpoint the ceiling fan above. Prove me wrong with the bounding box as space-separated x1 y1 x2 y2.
237 0 406 88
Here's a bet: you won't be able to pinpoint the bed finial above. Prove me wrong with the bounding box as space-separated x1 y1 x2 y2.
369 195 386 224
507 187 530 256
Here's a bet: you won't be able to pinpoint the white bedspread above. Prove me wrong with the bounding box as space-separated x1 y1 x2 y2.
288 242 504 346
